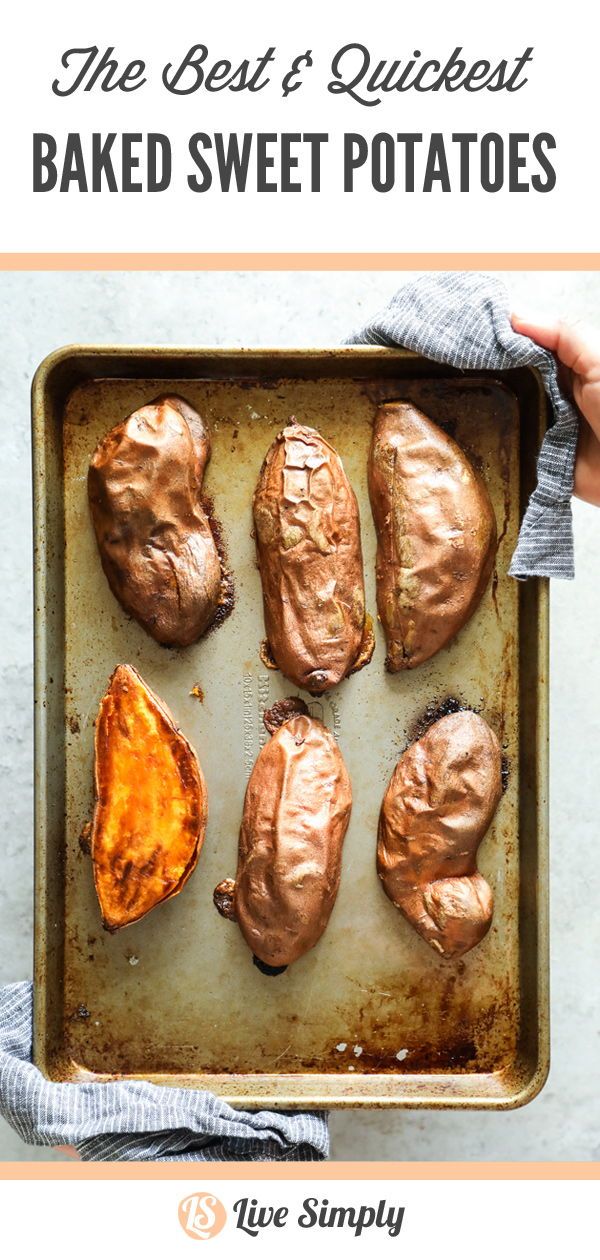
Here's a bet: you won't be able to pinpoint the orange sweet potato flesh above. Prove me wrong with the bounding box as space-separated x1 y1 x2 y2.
91 664 207 930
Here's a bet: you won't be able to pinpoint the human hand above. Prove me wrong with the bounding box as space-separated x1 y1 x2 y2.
511 315 600 507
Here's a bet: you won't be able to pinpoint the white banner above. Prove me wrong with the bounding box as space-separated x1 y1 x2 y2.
2 0 598 251
0 1175 595 1256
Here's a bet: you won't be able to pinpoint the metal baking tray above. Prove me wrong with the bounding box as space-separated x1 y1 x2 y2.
32 347 549 1109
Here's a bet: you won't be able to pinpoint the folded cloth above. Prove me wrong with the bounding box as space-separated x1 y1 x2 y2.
0 983 329 1161
348 271 580 579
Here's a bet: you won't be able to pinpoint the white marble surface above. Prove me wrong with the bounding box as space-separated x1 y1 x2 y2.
0 270 598 1161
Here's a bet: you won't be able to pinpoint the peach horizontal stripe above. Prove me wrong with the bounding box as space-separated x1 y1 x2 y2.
1 252 600 271
0 1161 598 1180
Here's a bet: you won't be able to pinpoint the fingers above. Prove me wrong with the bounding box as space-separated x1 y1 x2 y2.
510 314 561 352
53 1145 81 1159
512 313 600 502
574 422 600 507
511 314 600 378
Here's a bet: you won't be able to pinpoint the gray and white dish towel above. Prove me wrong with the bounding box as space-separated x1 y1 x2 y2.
348 270 579 580
0 271 579 1162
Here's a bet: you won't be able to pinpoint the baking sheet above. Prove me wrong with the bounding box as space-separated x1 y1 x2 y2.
32 347 549 1107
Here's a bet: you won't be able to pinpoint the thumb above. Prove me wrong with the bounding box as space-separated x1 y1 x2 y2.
510 314 562 352
512 314 600 378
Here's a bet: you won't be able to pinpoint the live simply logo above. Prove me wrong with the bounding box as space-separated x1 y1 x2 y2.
178 1194 227 1240
178 1193 405 1240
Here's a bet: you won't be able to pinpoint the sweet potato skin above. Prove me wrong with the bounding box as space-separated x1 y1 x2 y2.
88 395 222 647
91 664 207 930
253 422 373 694
218 703 352 968
368 402 497 671
377 710 502 960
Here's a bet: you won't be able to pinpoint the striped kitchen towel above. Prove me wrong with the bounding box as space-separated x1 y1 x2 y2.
348 270 580 579
0 982 329 1161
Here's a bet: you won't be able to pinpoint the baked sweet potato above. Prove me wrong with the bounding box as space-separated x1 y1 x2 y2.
214 698 352 970
377 710 502 959
88 395 224 647
368 402 497 670
253 422 374 694
91 664 207 930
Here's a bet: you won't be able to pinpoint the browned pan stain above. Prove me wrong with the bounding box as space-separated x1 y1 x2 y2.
199 492 235 634
403 696 511 797
406 694 471 744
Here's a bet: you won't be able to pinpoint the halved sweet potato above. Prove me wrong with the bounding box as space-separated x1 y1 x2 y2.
91 664 207 930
